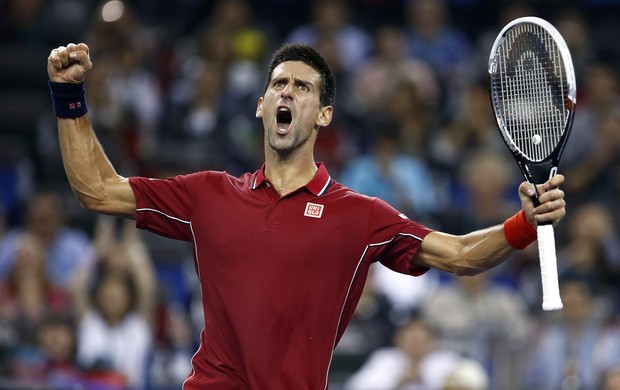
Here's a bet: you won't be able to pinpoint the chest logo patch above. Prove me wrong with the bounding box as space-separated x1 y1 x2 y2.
304 202 324 218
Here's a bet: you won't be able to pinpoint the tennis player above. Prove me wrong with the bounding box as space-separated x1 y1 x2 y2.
47 42 566 389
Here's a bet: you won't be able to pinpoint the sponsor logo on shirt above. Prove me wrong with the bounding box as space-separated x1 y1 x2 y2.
304 202 324 218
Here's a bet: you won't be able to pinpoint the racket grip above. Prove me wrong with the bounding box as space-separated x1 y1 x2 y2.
537 224 563 311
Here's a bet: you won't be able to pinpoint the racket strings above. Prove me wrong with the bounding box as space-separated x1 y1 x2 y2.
492 23 569 162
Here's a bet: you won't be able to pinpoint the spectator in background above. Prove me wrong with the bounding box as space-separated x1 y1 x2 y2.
335 265 399 358
441 151 518 235
349 24 440 121
384 77 440 164
339 121 442 222
403 0 474 98
194 0 275 105
558 202 620 310
76 274 151 389
72 217 155 389
562 60 620 186
563 107 620 208
160 61 230 172
420 272 531 389
348 25 441 162
369 264 441 329
553 8 596 81
0 233 72 348
431 81 506 180
286 0 372 73
9 313 82 388
0 190 95 287
344 316 462 390
522 270 620 390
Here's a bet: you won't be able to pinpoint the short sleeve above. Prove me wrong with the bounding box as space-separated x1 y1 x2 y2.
129 172 208 241
367 197 434 276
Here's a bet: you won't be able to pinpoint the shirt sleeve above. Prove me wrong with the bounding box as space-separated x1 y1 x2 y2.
129 172 208 241
367 197 434 276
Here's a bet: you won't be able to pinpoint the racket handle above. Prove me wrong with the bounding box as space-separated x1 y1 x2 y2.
537 224 563 311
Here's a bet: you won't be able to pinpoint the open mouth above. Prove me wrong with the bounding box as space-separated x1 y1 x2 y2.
276 107 292 133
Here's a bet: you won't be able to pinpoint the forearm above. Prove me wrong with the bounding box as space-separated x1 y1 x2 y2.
58 115 133 217
455 225 517 274
416 224 521 276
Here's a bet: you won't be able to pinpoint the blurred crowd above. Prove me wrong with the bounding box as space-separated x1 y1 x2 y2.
1 0 620 389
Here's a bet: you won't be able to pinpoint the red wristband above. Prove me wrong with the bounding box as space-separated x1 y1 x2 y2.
503 210 537 250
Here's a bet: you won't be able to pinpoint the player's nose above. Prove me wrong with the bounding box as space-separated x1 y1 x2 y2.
280 84 293 99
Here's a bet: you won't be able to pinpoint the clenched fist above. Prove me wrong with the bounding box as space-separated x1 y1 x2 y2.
47 43 92 84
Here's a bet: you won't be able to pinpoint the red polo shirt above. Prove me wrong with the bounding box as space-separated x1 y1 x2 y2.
129 163 433 389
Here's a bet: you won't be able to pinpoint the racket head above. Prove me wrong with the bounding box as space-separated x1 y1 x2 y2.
488 16 577 165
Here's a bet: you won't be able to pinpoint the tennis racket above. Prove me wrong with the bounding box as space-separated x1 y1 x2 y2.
488 16 576 311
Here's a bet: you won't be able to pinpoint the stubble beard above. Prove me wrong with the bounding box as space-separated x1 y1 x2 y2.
266 124 310 158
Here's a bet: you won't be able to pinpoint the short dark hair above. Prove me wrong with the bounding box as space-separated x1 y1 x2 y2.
264 43 336 107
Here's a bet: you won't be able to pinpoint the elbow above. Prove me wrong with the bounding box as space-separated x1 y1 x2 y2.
75 194 107 213
71 177 134 218
70 175 129 215
72 186 112 214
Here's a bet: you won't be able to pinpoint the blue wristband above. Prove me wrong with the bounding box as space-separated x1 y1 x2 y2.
48 81 88 118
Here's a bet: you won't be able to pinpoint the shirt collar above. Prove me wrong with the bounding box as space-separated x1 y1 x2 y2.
251 162 332 196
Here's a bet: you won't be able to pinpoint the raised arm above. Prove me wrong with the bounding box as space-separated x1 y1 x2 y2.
414 175 566 275
47 43 136 218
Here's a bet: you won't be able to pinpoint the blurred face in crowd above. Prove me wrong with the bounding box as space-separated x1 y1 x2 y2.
11 233 46 281
38 320 75 363
394 319 436 361
96 276 133 325
560 279 592 323
25 193 64 243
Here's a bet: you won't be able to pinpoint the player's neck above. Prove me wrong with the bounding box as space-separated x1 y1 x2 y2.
264 153 318 196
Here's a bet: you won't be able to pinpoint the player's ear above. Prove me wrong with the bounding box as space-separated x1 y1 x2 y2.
255 97 264 118
316 105 333 128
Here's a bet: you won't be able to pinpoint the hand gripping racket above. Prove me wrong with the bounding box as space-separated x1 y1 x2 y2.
488 16 576 311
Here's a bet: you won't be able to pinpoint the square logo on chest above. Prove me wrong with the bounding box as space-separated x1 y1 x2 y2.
304 202 324 218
